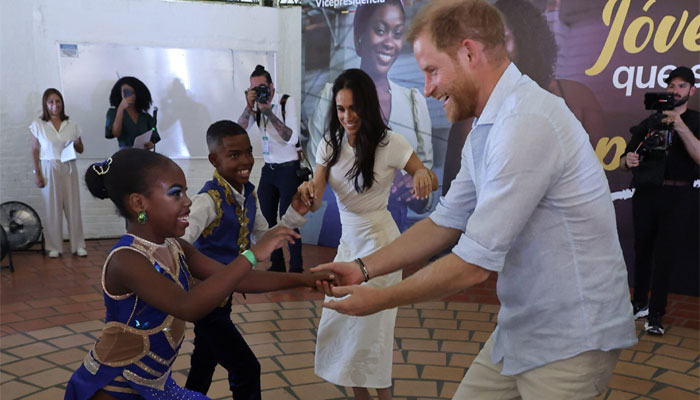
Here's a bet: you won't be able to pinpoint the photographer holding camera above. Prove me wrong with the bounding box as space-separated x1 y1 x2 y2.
237 65 304 273
620 66 699 336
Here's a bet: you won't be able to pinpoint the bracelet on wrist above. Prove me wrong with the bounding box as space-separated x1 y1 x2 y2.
354 258 370 282
241 249 257 268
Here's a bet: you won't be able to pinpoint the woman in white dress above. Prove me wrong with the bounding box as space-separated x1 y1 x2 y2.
300 69 437 400
30 88 87 258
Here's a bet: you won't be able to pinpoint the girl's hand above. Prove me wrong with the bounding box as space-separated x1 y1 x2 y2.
412 168 434 199
301 270 335 289
298 181 320 211
251 226 300 261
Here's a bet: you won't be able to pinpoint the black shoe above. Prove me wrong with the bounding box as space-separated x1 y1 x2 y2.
266 265 286 272
644 312 664 335
633 302 649 319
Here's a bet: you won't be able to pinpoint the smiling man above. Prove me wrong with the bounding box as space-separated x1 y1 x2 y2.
311 0 637 398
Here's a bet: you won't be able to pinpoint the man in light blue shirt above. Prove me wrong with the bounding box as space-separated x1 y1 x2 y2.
311 0 637 397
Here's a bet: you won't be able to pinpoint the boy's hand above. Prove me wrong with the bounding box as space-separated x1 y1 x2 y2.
291 191 312 215
252 226 300 261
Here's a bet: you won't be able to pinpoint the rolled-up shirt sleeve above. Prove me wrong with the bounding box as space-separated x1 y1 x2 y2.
450 114 563 272
429 147 476 232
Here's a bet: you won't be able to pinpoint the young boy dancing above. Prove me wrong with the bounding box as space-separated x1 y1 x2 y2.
182 120 315 399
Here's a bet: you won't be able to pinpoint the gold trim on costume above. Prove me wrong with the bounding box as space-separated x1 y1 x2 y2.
103 384 138 394
202 189 223 237
134 360 160 377
123 368 170 390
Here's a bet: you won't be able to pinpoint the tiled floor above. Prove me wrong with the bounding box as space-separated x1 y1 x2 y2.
1 240 698 399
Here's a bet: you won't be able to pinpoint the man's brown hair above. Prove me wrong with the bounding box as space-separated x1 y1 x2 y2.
407 0 507 62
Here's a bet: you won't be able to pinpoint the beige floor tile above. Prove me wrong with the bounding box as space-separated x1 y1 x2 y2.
230 304 250 314
440 381 461 398
605 389 638 400
645 355 694 373
262 388 297 400
400 339 439 351
1 358 56 377
5 342 58 359
279 301 315 309
277 340 316 355
432 329 469 341
394 350 405 363
212 364 228 380
648 386 698 400
421 310 455 319
0 380 40 399
275 329 315 342
608 374 656 395
414 302 446 310
632 340 655 353
241 311 280 323
239 321 279 334
0 334 35 349
260 357 281 373
26 326 72 340
171 353 191 372
633 351 653 363
206 378 232 398
0 370 16 383
455 311 491 321
395 317 421 328
251 343 282 358
446 303 479 312
243 332 278 345
406 351 446 366
421 365 466 381
65 320 104 333
458 320 495 332
423 318 459 329
0 353 19 364
392 363 418 379
171 371 187 387
480 304 500 313
470 331 491 343
247 303 281 312
679 337 699 351
654 344 699 361
276 318 314 331
276 353 315 370
613 361 658 379
47 333 94 349
278 309 315 319
290 382 345 399
639 333 682 346
40 347 86 364
686 366 699 377
261 372 289 390
281 367 323 385
665 326 700 338
654 370 700 391
393 379 438 397
21 387 66 400
449 354 476 368
395 327 431 339
397 308 419 318
441 340 480 354
22 367 72 388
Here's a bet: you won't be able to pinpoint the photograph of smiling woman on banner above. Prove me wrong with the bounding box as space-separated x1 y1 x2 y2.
305 0 434 246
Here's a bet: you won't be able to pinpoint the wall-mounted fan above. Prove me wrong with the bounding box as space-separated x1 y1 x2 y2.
0 201 45 266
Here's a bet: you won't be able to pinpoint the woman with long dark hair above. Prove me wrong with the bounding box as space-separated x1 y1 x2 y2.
105 76 160 149
301 69 437 399
29 88 86 258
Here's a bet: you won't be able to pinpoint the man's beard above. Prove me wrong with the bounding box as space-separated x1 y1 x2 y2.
673 93 689 107
447 73 479 122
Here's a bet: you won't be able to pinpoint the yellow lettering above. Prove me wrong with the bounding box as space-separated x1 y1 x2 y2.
586 0 630 76
683 14 700 51
596 137 627 170
624 16 654 53
654 12 688 53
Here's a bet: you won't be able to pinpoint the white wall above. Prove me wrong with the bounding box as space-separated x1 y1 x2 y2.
0 0 301 239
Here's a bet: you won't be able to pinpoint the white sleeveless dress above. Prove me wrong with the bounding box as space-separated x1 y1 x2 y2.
314 131 413 388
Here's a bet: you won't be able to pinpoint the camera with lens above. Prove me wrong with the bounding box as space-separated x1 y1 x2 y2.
640 92 675 154
252 84 271 104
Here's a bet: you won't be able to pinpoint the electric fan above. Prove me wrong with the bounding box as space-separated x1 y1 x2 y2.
0 201 44 252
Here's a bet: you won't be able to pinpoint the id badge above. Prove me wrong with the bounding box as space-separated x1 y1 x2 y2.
262 135 270 156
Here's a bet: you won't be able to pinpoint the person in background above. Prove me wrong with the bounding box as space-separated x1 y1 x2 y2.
105 76 160 150
308 0 434 235
30 88 87 258
303 68 437 400
237 65 303 273
620 66 699 336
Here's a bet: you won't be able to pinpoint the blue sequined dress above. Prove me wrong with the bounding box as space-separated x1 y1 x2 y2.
65 234 209 399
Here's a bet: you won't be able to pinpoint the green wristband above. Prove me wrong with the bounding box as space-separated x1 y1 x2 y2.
241 249 257 268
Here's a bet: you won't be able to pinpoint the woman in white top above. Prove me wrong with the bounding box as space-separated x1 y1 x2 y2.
30 88 86 258
300 69 437 400
307 0 434 234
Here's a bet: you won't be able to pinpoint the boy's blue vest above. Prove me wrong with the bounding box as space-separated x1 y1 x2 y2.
193 171 256 265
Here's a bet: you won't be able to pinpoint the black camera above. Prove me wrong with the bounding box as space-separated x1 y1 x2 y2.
252 84 271 104
640 92 675 153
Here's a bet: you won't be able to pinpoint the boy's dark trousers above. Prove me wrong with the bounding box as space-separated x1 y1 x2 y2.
185 298 261 400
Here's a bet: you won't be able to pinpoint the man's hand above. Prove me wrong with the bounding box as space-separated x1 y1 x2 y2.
311 261 364 296
258 100 272 113
323 284 389 316
625 151 640 168
245 89 256 111
664 110 690 135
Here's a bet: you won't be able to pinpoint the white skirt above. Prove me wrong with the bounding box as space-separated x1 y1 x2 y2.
314 209 402 388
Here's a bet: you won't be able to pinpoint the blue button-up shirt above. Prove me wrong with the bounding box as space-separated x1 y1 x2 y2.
430 63 637 375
